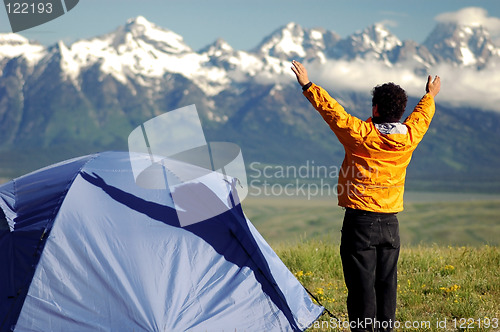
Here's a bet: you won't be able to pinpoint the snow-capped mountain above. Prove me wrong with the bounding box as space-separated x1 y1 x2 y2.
1 16 500 183
252 22 340 62
424 22 500 68
53 16 228 93
328 24 402 64
388 40 436 70
0 33 45 65
2 16 499 95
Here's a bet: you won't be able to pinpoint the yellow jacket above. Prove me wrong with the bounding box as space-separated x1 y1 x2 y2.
303 83 435 213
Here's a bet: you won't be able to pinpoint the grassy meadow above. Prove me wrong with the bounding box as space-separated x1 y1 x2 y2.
242 193 500 246
241 193 500 331
277 242 499 331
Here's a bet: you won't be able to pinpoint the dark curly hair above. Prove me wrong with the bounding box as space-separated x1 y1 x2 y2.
371 83 408 123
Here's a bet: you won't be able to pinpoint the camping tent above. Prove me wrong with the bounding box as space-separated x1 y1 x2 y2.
0 151 322 331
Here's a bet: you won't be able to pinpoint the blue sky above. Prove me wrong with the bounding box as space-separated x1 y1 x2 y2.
1 0 500 50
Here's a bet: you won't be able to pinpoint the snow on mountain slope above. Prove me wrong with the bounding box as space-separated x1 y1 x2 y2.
0 34 46 65
424 22 500 68
329 24 402 66
253 22 340 62
257 22 307 58
59 16 211 86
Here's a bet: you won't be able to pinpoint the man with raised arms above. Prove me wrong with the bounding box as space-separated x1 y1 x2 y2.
291 60 440 332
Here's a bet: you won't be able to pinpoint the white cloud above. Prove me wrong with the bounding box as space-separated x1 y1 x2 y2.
309 60 419 94
436 7 500 41
376 19 398 28
431 61 500 112
303 59 500 112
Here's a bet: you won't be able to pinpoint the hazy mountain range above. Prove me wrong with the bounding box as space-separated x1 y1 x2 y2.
0 16 499 192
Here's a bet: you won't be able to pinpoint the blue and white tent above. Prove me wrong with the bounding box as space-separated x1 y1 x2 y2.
0 151 322 331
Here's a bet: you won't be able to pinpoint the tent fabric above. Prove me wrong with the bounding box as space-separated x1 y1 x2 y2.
0 151 322 331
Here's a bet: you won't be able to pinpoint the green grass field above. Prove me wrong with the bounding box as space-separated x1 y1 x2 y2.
276 242 500 331
242 194 500 246
242 194 500 331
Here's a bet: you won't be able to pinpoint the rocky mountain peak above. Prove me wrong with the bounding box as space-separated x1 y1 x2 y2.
199 38 234 57
102 16 192 54
0 33 46 64
424 22 499 67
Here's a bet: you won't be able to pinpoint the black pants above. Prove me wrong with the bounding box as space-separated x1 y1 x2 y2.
340 208 400 332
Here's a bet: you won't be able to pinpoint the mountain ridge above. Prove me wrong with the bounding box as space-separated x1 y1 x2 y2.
1 17 500 191
2 17 499 96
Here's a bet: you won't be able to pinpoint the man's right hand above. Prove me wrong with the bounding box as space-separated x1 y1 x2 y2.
291 60 310 87
426 75 441 98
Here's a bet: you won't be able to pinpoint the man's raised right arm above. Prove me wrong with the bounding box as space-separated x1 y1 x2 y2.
290 61 364 144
